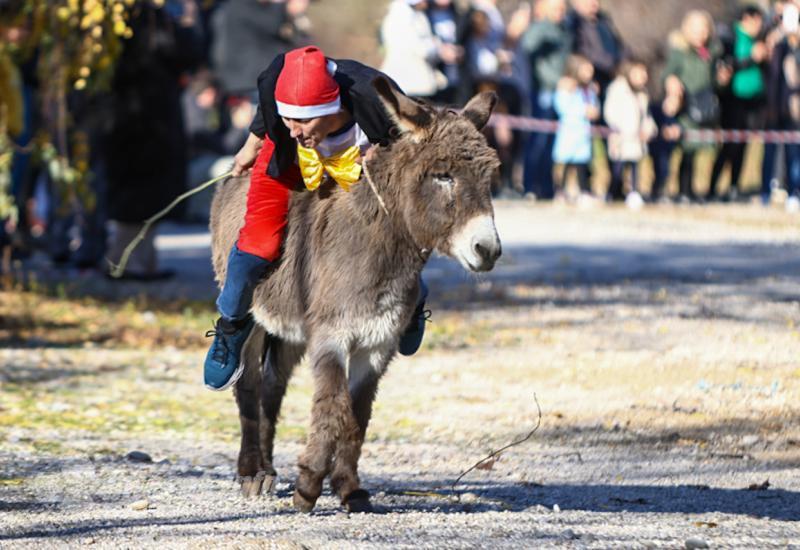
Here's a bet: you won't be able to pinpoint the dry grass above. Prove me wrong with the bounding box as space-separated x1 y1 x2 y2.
0 289 214 350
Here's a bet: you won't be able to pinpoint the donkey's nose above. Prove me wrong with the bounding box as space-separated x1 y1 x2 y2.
472 237 501 271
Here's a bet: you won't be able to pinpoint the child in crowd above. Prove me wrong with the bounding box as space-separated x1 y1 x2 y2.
552 55 600 201
603 60 658 209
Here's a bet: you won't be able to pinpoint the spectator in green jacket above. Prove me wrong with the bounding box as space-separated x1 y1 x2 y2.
708 5 767 201
662 9 731 202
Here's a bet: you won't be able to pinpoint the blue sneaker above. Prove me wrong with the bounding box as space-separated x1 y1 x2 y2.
399 279 430 356
204 317 254 391
398 305 432 356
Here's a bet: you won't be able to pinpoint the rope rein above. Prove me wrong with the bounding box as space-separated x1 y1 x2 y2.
361 156 431 261
109 170 233 278
111 151 417 277
361 158 390 217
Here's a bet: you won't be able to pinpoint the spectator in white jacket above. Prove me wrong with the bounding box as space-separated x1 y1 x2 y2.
603 59 657 208
381 0 460 99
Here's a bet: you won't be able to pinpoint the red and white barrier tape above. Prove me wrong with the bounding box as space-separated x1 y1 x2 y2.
488 114 800 144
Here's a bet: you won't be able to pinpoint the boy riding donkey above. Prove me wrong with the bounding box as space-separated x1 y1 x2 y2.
204 46 430 390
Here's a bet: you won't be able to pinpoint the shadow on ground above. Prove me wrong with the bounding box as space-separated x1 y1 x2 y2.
10 222 800 309
380 479 800 520
427 242 800 310
1 481 796 543
0 510 287 541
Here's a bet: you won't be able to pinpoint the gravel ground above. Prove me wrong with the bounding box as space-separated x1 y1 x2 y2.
2 202 800 548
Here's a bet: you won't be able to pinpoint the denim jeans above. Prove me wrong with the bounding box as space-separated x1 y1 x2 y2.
522 90 556 199
216 244 271 322
762 142 800 201
786 143 800 197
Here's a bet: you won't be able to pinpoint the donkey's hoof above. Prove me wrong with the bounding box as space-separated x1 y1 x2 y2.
238 471 276 498
343 489 373 513
292 488 318 513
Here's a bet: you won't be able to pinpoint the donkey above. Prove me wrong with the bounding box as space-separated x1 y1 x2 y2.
209 77 502 513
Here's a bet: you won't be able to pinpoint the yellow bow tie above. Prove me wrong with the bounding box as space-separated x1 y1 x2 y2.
296 144 363 192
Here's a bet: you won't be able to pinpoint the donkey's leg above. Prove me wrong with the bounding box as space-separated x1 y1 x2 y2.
234 326 270 497
256 339 303 495
293 343 359 512
330 347 390 513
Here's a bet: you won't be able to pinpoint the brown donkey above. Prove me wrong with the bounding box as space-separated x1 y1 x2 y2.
209 78 502 513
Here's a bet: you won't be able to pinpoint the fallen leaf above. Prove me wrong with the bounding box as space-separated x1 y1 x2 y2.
746 479 770 491
693 521 718 528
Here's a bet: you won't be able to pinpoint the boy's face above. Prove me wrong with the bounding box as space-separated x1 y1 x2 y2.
281 113 342 149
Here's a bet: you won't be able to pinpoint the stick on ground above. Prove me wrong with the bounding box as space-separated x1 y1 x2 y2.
451 393 542 496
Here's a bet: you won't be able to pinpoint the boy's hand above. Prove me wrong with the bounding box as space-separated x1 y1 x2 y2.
232 149 257 177
363 145 377 163
233 133 263 177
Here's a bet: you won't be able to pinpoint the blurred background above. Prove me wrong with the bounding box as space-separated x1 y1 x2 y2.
1 0 797 281
2 3 800 544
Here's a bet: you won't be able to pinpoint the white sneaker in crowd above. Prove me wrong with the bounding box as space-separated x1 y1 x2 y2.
626 191 644 210
523 192 538 202
786 195 800 214
576 191 597 210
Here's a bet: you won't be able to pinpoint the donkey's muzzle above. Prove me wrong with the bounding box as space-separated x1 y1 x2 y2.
451 214 502 273
472 237 502 272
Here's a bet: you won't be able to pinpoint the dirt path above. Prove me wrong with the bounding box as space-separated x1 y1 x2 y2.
2 203 799 548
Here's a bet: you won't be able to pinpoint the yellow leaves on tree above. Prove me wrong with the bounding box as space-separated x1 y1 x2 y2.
0 0 142 223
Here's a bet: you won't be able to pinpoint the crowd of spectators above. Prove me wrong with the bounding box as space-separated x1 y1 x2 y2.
2 0 800 278
380 0 800 212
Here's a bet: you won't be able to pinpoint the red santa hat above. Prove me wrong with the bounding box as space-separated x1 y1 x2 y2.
275 46 341 119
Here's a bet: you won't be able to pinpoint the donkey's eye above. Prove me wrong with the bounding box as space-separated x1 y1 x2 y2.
433 174 454 188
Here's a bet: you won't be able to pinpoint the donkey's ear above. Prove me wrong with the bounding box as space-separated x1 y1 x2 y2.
462 92 497 130
373 76 432 141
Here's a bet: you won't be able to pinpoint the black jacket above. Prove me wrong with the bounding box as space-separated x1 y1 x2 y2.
767 38 800 129
249 54 402 178
106 3 203 222
210 0 296 95
566 10 625 92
